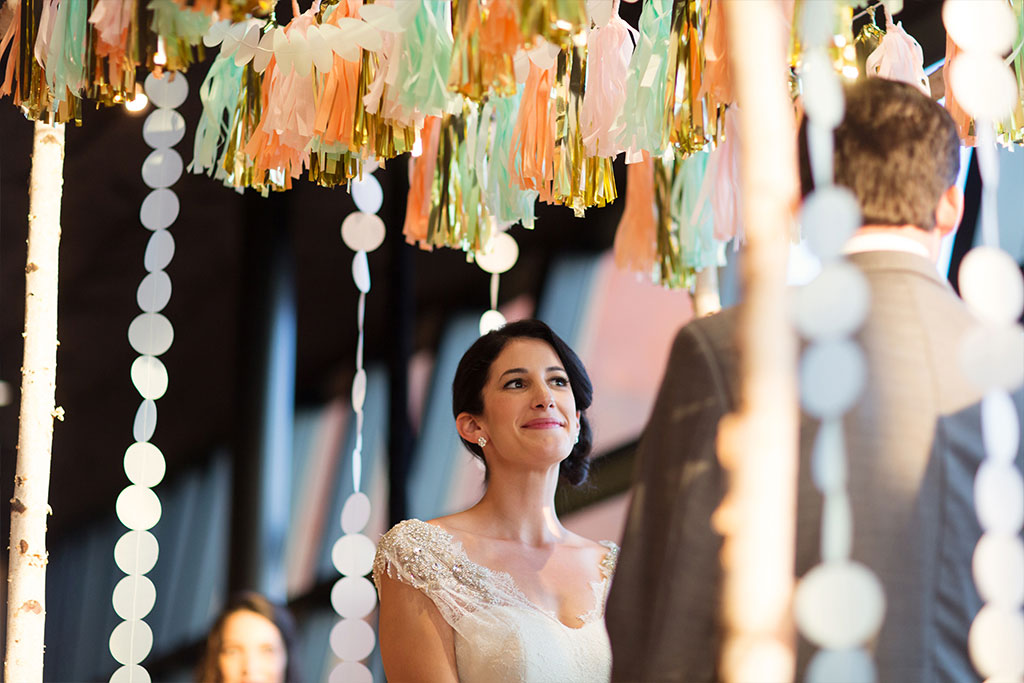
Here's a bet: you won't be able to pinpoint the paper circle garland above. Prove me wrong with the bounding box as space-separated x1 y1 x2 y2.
331 576 378 619
144 73 188 109
332 534 377 577
974 462 1024 535
341 212 387 253
130 356 169 400
973 533 1024 607
968 605 1024 679
136 271 173 313
794 561 886 650
982 391 1021 464
109 620 154 665
123 442 166 488
143 230 175 272
133 400 158 442
114 530 160 575
942 0 1018 55
139 189 179 231
110 665 152 683
142 109 186 149
128 313 174 357
329 662 374 683
479 309 507 336
799 186 861 260
799 340 866 419
475 232 519 274
112 575 157 620
341 491 372 534
959 247 1024 326
352 251 372 294
950 53 1020 122
116 485 163 531
351 175 384 214
805 648 875 683
792 262 870 341
330 618 377 661
141 149 184 189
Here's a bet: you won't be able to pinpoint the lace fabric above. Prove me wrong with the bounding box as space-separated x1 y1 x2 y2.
373 518 618 683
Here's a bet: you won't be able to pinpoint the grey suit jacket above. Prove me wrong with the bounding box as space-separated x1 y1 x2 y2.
607 250 1024 683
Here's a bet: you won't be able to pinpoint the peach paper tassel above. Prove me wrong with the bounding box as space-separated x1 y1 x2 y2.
613 152 657 274
942 33 974 146
314 0 362 147
0 0 21 98
509 61 556 201
709 105 742 243
245 1 320 180
700 0 732 108
403 116 441 247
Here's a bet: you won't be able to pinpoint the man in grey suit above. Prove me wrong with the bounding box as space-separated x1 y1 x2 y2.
607 78 1024 682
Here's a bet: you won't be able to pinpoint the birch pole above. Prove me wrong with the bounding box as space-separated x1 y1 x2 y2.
716 2 799 681
5 120 66 682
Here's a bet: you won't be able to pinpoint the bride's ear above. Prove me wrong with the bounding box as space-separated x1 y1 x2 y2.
456 412 486 444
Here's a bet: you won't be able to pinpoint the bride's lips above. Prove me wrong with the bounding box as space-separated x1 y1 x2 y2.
522 418 565 429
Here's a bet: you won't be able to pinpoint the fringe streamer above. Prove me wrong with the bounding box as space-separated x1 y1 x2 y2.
245 2 319 182
190 49 244 179
517 0 586 49
225 61 286 193
672 150 721 276
509 60 555 200
708 104 741 244
403 115 441 246
149 0 212 72
43 0 88 103
864 6 930 96
616 0 673 160
580 4 636 158
391 0 453 122
89 0 141 106
667 0 719 156
997 0 1023 145
449 0 519 101
482 91 537 229
613 152 657 275
0 0 21 98
853 4 883 76
700 0 731 109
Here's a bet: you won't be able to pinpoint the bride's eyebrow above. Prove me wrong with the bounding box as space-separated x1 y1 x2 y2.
498 367 528 379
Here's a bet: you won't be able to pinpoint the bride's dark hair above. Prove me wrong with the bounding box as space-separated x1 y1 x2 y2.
452 319 594 486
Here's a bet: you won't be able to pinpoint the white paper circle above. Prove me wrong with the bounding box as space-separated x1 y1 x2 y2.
975 462 1024 534
943 0 1018 55
128 313 174 357
793 261 870 341
950 53 1019 121
144 230 175 272
139 189 179 231
352 251 371 293
821 492 853 563
960 324 1024 392
341 492 372 534
794 561 886 649
124 442 166 488
959 247 1024 326
351 175 384 214
331 576 378 619
203 18 231 47
112 575 157 620
800 50 845 130
332 533 376 577
800 340 866 418
973 533 1024 607
145 72 189 109
116 485 163 531
806 648 876 683
476 232 519 274
351 369 367 412
982 391 1021 464
329 662 373 683
114 530 160 575
480 309 507 336
330 618 376 661
110 664 152 683
109 619 153 665
133 399 158 443
141 149 183 189
341 212 386 253
800 186 862 260
131 356 169 401
137 271 172 313
142 109 186 149
969 605 1024 679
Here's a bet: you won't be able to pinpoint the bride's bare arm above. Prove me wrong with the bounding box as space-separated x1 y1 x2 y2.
378 572 459 682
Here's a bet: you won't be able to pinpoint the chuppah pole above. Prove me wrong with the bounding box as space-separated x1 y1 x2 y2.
5 119 65 683
718 2 800 681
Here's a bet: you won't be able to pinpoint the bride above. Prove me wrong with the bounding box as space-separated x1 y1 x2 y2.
373 319 618 682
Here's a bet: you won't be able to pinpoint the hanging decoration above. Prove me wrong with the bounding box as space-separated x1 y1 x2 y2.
791 5 885 682
108 71 188 683
943 2 1024 680
329 165 387 683
475 230 519 335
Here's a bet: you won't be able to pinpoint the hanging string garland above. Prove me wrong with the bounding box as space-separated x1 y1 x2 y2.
108 71 187 683
791 4 885 682
329 166 386 683
943 2 1024 680
475 231 520 335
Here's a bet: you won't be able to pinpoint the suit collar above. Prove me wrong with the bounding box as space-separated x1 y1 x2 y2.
846 250 952 289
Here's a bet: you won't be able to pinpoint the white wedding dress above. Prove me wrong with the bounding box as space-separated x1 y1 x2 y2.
373 519 618 683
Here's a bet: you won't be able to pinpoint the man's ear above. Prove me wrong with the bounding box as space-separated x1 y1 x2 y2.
456 412 486 444
935 185 964 236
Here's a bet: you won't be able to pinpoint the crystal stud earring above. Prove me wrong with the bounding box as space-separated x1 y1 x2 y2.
477 436 487 448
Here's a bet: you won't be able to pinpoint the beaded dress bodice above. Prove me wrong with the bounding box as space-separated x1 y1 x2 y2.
373 519 618 683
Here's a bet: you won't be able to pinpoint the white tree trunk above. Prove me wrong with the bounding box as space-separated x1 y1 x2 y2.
718 2 800 682
5 120 65 683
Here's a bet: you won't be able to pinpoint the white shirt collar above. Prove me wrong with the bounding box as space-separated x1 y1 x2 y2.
843 232 931 259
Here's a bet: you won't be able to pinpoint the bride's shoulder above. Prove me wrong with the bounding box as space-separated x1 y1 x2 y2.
377 518 454 555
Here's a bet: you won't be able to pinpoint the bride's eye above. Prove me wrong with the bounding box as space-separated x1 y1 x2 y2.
503 378 525 389
549 375 569 387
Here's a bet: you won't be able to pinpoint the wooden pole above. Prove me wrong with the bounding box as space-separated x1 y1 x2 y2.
717 2 799 681
5 119 65 683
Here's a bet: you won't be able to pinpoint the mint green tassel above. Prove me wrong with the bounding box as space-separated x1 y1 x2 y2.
482 92 538 230
45 0 89 103
190 52 244 180
393 0 454 118
672 151 723 274
617 0 673 156
149 0 212 70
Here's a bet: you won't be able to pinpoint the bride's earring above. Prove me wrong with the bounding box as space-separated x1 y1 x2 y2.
477 436 487 448
574 431 580 445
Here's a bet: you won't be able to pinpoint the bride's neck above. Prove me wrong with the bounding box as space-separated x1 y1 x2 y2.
471 466 566 545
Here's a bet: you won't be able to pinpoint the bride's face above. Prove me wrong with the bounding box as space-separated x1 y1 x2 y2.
472 338 579 469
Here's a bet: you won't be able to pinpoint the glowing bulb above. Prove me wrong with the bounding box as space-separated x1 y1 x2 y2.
154 37 167 66
833 35 847 48
842 65 859 80
124 92 149 113
411 135 423 158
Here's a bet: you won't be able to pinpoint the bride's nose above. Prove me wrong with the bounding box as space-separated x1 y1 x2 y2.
533 384 555 408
